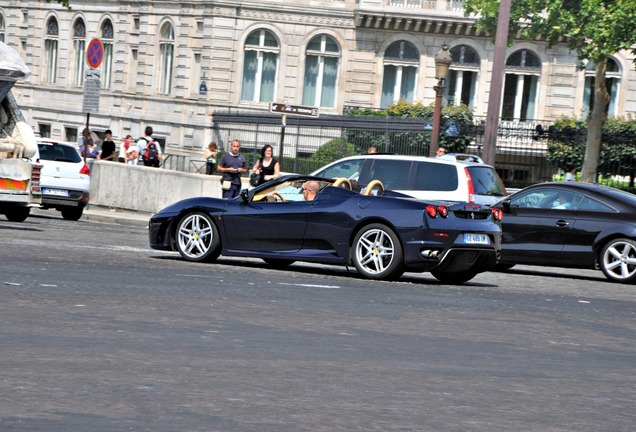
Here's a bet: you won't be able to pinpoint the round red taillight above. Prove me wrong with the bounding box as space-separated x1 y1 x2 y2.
491 208 503 221
426 205 438 218
437 205 449 218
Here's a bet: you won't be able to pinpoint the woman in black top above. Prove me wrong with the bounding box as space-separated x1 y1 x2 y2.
251 144 281 185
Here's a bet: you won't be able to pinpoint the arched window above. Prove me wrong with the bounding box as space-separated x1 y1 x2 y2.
447 45 479 108
0 13 5 43
73 18 86 86
100 19 114 89
502 49 541 121
582 58 620 117
45 17 59 84
241 29 279 103
303 35 340 109
159 22 175 95
381 41 419 108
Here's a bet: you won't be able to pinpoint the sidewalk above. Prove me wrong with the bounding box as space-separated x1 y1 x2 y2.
82 205 152 228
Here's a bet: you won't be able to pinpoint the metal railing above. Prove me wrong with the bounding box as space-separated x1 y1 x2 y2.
161 110 636 191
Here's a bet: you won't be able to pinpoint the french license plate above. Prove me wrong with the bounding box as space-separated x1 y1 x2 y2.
464 233 490 245
43 188 69 197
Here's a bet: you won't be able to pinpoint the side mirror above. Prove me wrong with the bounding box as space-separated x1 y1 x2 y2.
240 189 249 204
501 200 511 213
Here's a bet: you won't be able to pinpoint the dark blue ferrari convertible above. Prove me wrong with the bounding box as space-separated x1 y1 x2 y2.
149 175 503 283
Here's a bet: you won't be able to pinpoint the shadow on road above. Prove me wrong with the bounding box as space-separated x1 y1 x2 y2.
151 254 499 287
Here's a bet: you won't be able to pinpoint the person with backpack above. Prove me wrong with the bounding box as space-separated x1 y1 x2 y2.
136 126 163 168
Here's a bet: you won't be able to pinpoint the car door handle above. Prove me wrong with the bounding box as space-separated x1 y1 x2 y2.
556 220 570 227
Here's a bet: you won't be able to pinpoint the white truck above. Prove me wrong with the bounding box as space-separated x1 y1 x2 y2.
0 41 42 222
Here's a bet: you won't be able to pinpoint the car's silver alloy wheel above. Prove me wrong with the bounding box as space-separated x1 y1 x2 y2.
355 228 396 275
601 239 636 283
177 213 213 260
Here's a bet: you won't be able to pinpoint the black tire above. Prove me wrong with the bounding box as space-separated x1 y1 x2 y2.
599 238 636 284
352 223 404 280
175 212 221 262
430 270 478 284
4 206 30 222
262 258 295 268
61 207 83 221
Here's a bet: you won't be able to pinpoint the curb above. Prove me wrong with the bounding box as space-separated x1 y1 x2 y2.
82 207 151 228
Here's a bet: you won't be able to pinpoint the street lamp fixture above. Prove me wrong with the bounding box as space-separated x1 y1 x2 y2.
429 43 452 157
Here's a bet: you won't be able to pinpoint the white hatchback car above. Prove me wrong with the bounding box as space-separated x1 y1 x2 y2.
311 154 508 205
36 139 91 220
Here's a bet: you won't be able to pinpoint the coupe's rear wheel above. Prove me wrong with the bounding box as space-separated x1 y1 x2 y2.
600 238 636 283
430 270 478 284
352 223 403 280
176 212 221 262
4 206 30 222
61 207 83 221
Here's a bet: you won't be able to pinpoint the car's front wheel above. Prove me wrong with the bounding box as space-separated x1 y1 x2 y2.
4 206 30 222
352 223 403 280
176 212 221 262
600 238 636 284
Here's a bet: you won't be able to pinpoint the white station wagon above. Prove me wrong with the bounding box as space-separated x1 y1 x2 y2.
311 154 508 205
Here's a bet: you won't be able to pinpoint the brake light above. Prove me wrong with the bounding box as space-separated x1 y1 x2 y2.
491 207 503 221
464 167 475 203
80 164 91 175
426 204 449 218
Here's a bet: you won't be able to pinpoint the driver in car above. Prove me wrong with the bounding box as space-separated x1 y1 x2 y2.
302 181 320 201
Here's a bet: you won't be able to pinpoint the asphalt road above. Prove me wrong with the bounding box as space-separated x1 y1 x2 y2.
0 211 635 431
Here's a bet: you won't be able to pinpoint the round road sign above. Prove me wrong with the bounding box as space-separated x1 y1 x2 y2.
87 38 104 69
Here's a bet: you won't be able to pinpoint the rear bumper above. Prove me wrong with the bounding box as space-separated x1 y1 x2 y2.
41 190 89 208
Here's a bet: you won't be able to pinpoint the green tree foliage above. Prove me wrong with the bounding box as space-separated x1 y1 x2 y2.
307 138 358 168
463 0 636 183
547 116 636 187
347 101 475 155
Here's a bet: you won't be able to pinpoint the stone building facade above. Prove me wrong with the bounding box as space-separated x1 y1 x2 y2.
2 0 635 159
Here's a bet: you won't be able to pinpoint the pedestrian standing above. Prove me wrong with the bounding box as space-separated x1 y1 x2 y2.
203 142 218 175
137 126 163 167
218 139 246 198
98 129 116 161
118 134 132 163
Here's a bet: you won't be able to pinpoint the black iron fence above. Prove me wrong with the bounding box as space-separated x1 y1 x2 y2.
164 109 636 191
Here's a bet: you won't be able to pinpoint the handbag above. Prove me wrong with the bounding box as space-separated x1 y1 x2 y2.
249 172 260 187
221 180 232 190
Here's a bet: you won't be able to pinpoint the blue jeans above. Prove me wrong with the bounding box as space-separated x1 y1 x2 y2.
223 182 241 199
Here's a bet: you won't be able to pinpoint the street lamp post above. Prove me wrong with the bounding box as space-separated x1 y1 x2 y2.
429 44 452 157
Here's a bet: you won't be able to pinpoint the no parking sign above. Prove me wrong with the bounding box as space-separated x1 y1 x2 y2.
86 38 104 69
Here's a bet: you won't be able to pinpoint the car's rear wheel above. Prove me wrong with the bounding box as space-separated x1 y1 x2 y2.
61 207 83 221
176 212 221 262
352 223 403 280
430 270 478 284
263 258 295 268
600 238 636 284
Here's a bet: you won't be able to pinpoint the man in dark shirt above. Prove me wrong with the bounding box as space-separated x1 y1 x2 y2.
98 129 116 161
218 139 247 199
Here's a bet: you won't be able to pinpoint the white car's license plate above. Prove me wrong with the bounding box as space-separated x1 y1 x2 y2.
464 233 490 245
43 188 69 197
